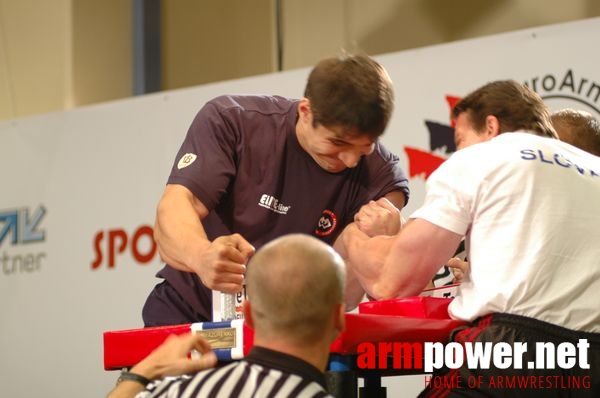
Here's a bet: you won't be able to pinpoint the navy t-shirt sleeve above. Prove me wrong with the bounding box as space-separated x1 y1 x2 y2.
167 97 239 210
346 141 409 220
370 141 410 205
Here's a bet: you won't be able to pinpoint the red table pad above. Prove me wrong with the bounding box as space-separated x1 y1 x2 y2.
104 296 466 370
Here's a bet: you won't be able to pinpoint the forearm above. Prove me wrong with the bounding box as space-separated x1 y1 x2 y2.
333 229 365 309
374 245 433 299
373 220 463 298
340 224 395 299
343 261 367 311
334 223 388 296
154 219 209 273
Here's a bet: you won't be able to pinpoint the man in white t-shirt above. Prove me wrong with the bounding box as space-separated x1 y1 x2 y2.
340 80 600 397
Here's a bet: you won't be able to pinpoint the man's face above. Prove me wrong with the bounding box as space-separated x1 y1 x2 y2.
454 112 489 150
303 123 375 173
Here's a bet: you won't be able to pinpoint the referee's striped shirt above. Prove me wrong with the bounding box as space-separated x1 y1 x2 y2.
138 346 334 398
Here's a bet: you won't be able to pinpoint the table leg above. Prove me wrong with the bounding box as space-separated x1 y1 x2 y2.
360 370 387 398
327 354 358 397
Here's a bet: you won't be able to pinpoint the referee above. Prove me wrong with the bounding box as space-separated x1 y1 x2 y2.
108 233 346 398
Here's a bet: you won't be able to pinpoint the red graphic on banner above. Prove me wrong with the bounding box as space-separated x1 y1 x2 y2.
91 225 157 269
403 94 461 180
445 95 461 127
404 147 447 179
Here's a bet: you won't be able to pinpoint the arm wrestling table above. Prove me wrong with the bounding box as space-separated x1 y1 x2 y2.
104 293 464 398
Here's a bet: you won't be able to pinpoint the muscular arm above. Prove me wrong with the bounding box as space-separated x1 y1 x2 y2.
342 218 462 300
336 191 407 310
153 184 255 293
154 184 211 272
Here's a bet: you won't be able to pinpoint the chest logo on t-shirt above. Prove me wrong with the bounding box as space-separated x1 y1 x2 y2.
258 194 291 215
177 153 197 169
315 209 337 237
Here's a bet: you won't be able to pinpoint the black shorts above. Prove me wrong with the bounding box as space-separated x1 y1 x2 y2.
419 313 600 398
142 280 210 327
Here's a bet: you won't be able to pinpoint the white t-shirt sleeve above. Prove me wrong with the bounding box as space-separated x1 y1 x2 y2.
409 151 476 236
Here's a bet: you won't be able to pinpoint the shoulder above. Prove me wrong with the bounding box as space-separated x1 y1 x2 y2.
205 95 297 116
361 141 400 168
363 141 406 182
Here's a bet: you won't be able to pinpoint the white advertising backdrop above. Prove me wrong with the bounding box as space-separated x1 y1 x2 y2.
1 17 598 397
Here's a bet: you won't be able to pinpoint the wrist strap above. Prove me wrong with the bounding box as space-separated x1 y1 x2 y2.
117 371 151 386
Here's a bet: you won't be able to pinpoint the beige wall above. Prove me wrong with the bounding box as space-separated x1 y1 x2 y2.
72 0 131 108
1 0 599 121
0 0 72 120
279 0 600 69
161 0 276 89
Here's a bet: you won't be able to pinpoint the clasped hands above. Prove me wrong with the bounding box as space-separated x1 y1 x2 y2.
353 199 468 284
353 198 403 237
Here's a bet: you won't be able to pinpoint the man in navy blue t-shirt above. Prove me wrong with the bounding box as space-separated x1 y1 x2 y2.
143 54 410 326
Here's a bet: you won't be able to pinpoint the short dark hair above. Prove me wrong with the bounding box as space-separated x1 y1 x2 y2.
551 109 600 156
304 54 394 139
452 80 557 139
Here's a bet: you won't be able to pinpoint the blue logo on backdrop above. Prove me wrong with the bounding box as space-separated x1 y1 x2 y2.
0 205 47 276
0 206 46 245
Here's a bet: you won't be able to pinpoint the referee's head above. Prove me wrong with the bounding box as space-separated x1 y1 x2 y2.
244 233 346 347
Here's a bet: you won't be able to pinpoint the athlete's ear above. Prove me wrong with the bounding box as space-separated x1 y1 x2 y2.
298 98 312 123
485 115 500 138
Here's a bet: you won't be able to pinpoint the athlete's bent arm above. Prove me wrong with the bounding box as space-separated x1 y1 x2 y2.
336 191 407 309
154 184 254 293
154 184 210 272
342 218 462 300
